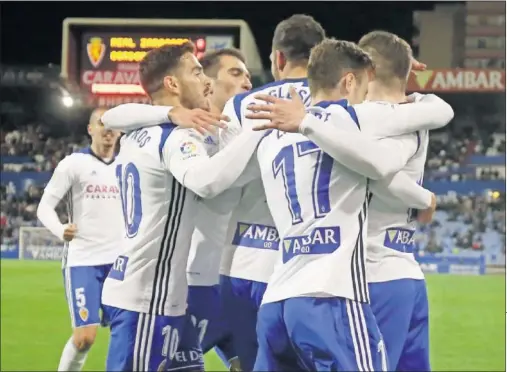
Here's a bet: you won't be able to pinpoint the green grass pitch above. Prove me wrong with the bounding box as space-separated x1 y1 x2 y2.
1 260 505 371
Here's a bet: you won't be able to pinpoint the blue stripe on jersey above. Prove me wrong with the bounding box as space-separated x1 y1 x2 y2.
158 123 178 160
314 99 360 129
232 78 309 126
415 131 421 154
148 177 186 315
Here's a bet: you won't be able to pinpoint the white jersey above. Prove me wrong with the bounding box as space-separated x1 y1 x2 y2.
102 124 215 316
354 102 429 282
40 147 124 267
219 78 312 283
257 101 421 305
186 133 239 286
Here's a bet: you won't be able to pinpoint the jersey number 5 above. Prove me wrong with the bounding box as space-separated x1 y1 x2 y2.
273 140 332 225
116 163 143 238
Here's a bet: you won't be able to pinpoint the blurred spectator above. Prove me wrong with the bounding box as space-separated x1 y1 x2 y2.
417 191 505 264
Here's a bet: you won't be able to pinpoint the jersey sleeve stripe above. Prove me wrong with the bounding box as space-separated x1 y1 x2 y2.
158 123 178 160
346 105 360 129
233 94 245 127
415 131 421 154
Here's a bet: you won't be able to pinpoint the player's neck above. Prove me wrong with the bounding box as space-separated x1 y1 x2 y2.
278 64 308 80
151 95 181 107
367 82 406 104
91 143 115 159
209 96 223 114
209 102 222 115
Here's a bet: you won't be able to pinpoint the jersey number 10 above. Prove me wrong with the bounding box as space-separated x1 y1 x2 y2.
116 163 143 238
273 140 333 225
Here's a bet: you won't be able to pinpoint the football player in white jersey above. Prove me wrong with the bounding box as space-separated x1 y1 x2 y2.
102 15 324 370
358 31 436 371
184 49 251 372
37 108 123 372
217 16 325 370
100 43 265 372
244 39 453 371
100 48 251 371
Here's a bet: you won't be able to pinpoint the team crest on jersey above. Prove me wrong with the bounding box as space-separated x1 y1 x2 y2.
383 228 416 253
79 307 89 322
86 37 106 68
232 222 279 250
282 226 341 263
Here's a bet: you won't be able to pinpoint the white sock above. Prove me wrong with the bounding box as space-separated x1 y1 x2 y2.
57 337 89 371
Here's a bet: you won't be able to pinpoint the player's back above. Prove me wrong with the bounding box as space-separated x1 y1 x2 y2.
354 101 428 282
220 78 312 283
257 101 370 305
102 124 198 316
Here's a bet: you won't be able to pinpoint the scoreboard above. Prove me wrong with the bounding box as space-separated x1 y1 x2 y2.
61 18 262 107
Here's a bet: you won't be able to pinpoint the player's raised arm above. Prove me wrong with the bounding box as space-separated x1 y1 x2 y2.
163 128 262 199
218 95 244 149
300 104 420 180
37 156 76 241
354 94 454 138
101 103 228 135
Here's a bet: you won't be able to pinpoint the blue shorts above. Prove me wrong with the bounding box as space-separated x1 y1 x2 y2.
62 264 112 328
254 297 388 372
220 275 267 371
173 285 236 368
369 279 430 371
105 306 203 372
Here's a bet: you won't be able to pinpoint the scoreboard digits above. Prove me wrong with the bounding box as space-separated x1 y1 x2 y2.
61 18 262 107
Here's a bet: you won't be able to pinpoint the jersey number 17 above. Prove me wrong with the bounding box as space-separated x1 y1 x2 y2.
273 140 333 225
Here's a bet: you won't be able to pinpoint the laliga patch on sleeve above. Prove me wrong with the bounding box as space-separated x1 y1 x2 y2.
180 141 198 159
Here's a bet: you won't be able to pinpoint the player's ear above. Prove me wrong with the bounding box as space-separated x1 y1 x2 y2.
343 72 356 94
163 75 179 94
87 124 93 136
276 50 286 72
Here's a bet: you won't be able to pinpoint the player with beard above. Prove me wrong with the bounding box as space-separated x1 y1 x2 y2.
100 43 264 371
101 48 252 371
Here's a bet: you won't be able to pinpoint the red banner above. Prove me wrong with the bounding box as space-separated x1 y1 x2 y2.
407 69 505 93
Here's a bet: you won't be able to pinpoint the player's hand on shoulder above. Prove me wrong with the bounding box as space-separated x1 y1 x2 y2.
418 193 436 224
168 107 229 136
63 223 77 242
246 86 306 133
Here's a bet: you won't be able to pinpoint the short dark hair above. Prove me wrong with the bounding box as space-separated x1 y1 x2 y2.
358 31 412 85
139 42 196 96
272 14 326 63
199 48 246 78
308 38 375 93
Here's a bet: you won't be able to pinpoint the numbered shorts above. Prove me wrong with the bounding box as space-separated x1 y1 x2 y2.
220 275 267 372
62 264 112 328
369 279 430 371
254 297 387 372
176 285 236 367
105 306 203 372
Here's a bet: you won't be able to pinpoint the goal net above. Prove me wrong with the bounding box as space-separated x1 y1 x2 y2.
19 227 65 261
